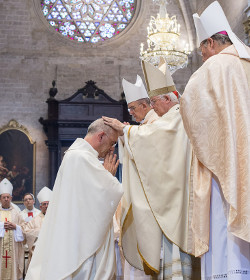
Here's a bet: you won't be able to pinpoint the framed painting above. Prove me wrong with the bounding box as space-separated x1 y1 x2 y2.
0 120 36 203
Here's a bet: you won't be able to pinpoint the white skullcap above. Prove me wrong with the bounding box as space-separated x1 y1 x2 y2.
0 178 13 195
193 1 250 58
141 57 176 98
37 186 52 203
122 75 149 104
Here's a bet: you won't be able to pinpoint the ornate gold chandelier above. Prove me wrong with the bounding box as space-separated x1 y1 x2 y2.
140 0 191 74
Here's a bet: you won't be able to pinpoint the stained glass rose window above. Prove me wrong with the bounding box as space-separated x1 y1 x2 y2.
41 0 137 43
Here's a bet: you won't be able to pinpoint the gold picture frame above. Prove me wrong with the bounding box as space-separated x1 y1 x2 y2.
0 120 36 203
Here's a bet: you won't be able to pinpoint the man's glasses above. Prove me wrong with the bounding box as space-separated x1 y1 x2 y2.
128 103 142 113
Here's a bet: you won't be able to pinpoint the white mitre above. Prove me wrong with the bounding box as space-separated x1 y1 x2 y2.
122 75 149 104
141 57 176 98
0 178 13 195
193 1 250 59
37 186 52 203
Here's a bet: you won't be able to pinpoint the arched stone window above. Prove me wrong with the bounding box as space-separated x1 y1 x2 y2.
41 0 137 43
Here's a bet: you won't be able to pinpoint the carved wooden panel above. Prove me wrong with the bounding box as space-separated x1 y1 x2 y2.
39 80 130 188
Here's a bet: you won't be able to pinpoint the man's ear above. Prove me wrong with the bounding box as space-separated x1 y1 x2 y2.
164 95 171 103
207 37 214 48
97 131 105 143
10 196 12 202
141 102 147 109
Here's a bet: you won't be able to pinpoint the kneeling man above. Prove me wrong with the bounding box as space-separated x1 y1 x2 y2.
26 119 123 280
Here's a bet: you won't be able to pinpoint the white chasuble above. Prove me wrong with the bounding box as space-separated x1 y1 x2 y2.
63 222 116 280
25 139 123 280
118 109 159 164
119 109 159 279
141 109 159 125
121 105 193 275
0 207 25 280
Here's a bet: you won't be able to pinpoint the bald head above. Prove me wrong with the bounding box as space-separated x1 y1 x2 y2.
85 118 118 158
87 118 115 137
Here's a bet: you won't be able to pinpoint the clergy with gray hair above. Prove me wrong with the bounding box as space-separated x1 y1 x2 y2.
26 118 123 280
180 1 250 278
103 59 195 278
118 74 159 279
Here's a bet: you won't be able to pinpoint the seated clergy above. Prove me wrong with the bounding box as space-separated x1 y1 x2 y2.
21 193 40 222
0 178 25 280
24 187 52 266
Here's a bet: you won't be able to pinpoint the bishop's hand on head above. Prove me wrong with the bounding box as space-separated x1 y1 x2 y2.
102 116 125 136
103 150 119 176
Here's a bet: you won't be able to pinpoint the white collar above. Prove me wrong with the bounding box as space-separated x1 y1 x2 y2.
67 138 99 158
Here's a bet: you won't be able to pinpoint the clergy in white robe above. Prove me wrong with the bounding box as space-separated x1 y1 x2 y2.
21 193 40 275
26 118 123 280
0 178 25 280
24 212 44 260
122 75 158 125
118 75 158 164
21 193 40 222
180 2 250 279
23 187 52 269
103 61 195 279
118 75 158 280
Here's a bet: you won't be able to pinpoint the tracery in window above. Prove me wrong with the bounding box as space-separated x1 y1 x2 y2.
41 0 136 43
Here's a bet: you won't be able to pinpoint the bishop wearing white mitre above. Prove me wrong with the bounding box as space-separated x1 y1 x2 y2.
0 178 25 280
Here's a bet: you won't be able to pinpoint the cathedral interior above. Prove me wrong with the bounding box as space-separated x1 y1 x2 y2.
0 0 249 208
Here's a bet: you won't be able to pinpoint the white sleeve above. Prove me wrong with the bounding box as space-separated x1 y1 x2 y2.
123 126 134 159
118 137 124 164
14 225 24 242
0 222 5 237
